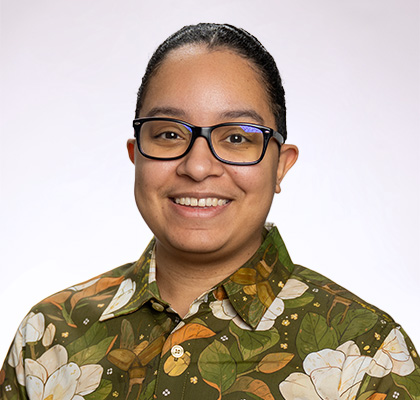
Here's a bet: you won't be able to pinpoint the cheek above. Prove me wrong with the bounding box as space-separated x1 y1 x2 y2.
232 164 277 198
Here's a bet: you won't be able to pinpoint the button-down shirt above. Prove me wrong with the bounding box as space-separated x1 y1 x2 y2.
1 225 419 399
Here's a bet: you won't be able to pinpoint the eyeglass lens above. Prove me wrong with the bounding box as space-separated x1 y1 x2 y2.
139 120 265 163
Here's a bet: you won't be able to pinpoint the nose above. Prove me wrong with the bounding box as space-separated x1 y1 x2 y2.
176 137 224 181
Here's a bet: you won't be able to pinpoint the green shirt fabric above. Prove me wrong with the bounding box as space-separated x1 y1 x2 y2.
1 225 419 400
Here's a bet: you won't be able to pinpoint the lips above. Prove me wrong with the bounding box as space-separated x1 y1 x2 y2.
174 197 229 207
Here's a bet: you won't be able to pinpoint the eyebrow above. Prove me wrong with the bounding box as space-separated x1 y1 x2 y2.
145 107 265 125
146 107 187 118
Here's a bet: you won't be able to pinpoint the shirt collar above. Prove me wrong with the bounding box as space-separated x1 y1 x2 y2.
220 223 294 328
100 224 295 328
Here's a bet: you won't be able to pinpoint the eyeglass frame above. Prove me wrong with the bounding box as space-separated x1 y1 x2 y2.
132 117 286 166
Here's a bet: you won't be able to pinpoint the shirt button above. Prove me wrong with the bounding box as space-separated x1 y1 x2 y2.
151 302 165 312
171 345 184 358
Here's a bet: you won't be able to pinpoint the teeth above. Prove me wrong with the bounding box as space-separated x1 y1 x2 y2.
174 197 229 207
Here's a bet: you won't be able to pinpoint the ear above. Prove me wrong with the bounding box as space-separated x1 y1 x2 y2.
275 144 299 194
127 139 136 164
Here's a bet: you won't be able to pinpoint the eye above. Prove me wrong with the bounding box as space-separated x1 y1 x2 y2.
225 134 249 144
156 131 183 140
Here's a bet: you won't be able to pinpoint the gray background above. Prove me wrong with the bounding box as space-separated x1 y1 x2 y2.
1 0 419 362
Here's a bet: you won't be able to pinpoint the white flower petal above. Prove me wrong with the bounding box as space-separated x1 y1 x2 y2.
279 372 322 400
368 349 393 378
25 359 48 383
25 313 45 343
8 331 24 368
37 344 68 376
279 278 309 300
210 300 237 320
76 364 103 395
43 362 81 400
100 279 136 320
42 323 56 347
233 315 252 331
380 328 415 376
26 375 44 400
311 367 341 399
16 356 26 386
258 297 285 325
303 348 345 375
337 341 361 357
339 355 372 399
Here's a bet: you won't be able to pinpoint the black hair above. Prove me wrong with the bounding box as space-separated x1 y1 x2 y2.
135 23 287 139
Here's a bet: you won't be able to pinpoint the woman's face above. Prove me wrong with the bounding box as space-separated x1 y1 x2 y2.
128 45 297 264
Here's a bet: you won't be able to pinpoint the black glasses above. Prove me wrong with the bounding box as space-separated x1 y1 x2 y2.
133 117 285 165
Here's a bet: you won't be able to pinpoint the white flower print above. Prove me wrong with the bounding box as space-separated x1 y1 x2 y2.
369 328 415 377
280 341 375 400
210 279 308 331
256 278 309 330
8 312 46 386
42 323 56 347
99 278 136 321
25 344 103 400
24 312 45 343
209 299 252 330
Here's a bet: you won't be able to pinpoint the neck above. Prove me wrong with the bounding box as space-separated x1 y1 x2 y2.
154 238 262 317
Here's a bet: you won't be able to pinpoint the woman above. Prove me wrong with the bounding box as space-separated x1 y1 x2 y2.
1 23 419 400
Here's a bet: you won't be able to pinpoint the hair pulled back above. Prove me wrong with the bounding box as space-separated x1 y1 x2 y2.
136 23 287 139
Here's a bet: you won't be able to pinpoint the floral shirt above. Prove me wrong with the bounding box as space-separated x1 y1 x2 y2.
1 225 419 400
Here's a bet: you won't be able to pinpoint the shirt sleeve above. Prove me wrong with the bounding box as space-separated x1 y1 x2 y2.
1 314 30 400
356 326 420 399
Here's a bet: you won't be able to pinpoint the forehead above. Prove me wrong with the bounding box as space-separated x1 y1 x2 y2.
140 45 274 127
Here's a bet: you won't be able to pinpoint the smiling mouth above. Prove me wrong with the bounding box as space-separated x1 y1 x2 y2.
173 197 230 207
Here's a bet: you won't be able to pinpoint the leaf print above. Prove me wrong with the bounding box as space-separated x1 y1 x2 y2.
69 336 115 365
331 308 378 344
84 379 112 400
366 394 387 400
120 319 135 349
225 376 275 400
296 313 338 360
256 281 275 308
138 379 156 400
283 292 314 309
392 367 420 399
198 340 236 399
231 268 257 285
256 352 294 374
161 323 216 356
70 276 125 309
41 291 72 308
229 321 279 360
67 322 108 358
248 296 266 328
149 317 172 342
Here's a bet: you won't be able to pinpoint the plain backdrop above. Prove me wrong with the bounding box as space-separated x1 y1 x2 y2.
0 0 419 363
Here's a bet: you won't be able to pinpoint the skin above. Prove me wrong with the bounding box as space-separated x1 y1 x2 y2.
127 45 298 316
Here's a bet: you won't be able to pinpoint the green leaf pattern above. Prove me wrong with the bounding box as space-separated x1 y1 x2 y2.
1 226 419 400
